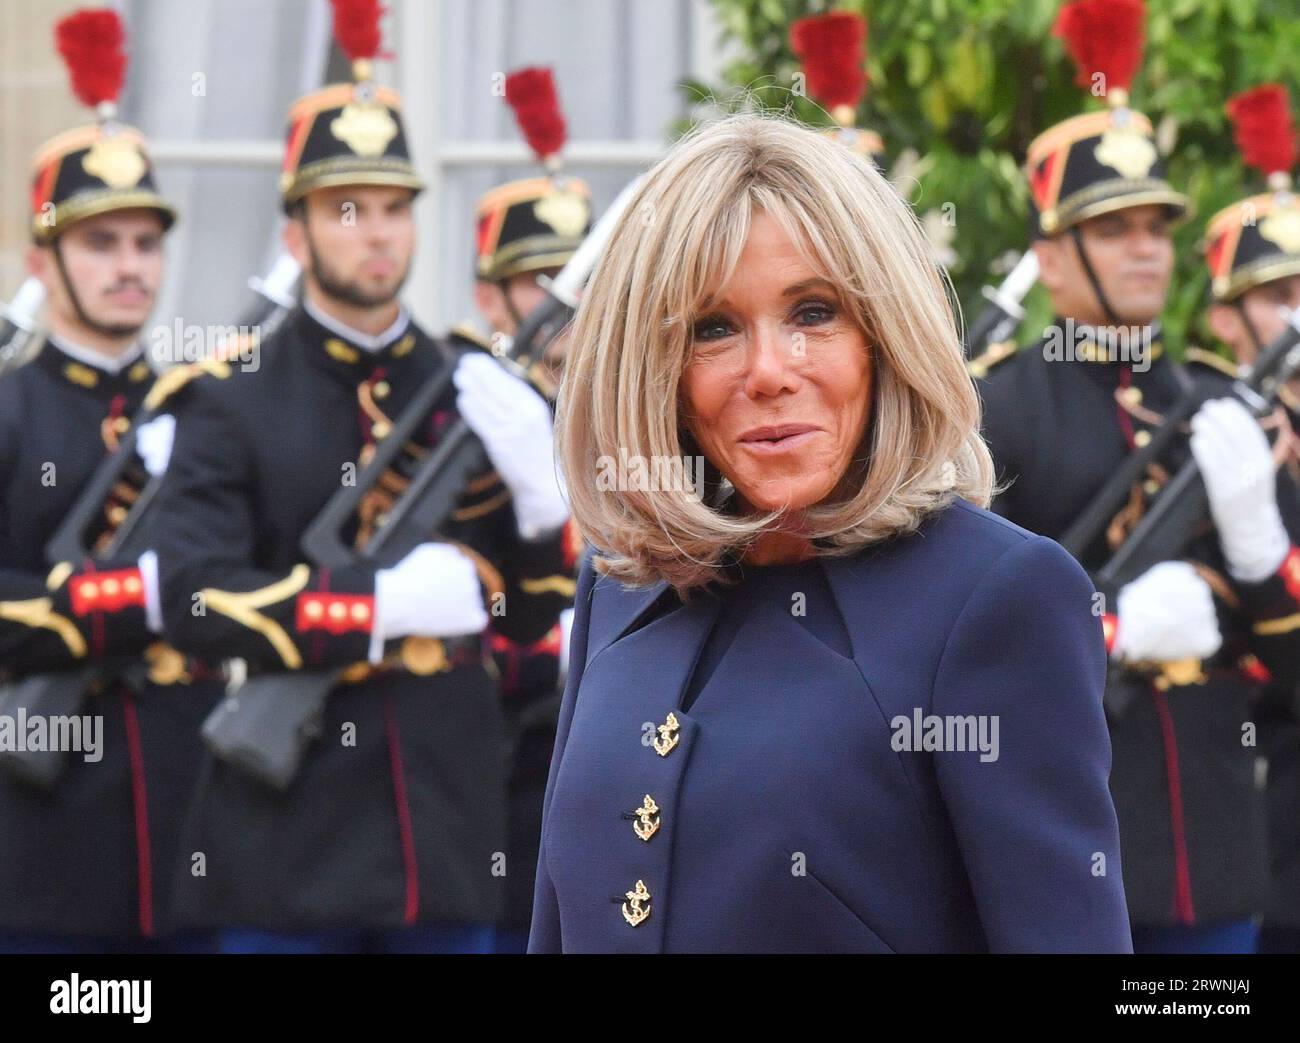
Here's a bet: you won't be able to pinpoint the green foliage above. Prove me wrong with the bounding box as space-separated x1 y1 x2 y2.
683 0 1300 353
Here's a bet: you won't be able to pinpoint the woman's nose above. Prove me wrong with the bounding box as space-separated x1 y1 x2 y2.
743 323 798 398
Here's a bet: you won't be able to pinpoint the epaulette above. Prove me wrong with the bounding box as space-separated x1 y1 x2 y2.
966 340 1019 380
448 321 496 354
1183 346 1242 381
143 358 231 411
447 320 558 400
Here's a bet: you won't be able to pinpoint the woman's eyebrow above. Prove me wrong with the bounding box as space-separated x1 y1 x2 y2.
782 277 836 297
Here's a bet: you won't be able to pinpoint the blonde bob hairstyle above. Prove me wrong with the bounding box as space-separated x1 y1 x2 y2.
556 112 993 593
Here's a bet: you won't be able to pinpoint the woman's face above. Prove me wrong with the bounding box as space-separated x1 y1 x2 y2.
681 211 873 515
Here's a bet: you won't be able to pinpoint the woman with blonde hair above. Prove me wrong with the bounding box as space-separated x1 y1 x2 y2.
529 112 1130 953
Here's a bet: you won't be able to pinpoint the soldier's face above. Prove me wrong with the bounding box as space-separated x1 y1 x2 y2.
30 209 164 342
1211 275 1300 360
1037 205 1173 326
680 211 872 516
473 269 554 337
1209 275 1300 398
292 185 415 309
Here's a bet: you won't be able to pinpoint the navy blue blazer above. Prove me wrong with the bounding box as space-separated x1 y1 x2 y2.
528 499 1132 952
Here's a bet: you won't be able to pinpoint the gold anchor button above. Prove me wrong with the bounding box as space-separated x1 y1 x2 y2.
621 879 651 927
653 712 680 757
632 794 660 842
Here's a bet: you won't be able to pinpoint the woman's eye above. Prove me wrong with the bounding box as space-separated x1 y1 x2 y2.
794 301 836 326
691 316 734 342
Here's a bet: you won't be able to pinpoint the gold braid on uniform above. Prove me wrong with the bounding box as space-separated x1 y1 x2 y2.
966 340 1018 379
0 598 86 657
200 566 310 669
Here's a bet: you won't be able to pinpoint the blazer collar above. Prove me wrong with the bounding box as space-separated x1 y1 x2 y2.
584 572 676 661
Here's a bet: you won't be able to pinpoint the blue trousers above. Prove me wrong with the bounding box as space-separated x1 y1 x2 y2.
219 923 495 954
1131 919 1259 954
0 932 216 954
491 927 530 954
1260 924 1300 954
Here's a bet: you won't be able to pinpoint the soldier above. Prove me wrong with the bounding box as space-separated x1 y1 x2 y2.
152 2 573 953
975 0 1300 952
0 9 218 952
466 66 589 952
471 68 592 391
1193 83 1300 953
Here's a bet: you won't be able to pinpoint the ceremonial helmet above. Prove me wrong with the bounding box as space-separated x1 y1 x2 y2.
789 10 884 164
474 67 592 283
1025 0 1188 238
30 8 176 243
279 0 424 210
1204 84 1300 302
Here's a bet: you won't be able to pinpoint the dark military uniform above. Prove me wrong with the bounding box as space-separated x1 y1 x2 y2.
1198 84 1300 945
490 623 565 935
147 25 571 943
979 334 1300 929
0 10 220 949
1183 349 1300 945
978 34 1300 939
475 67 592 945
0 342 220 944
153 308 574 932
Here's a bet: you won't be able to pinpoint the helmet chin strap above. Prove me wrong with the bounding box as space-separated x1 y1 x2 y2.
1233 298 1264 356
498 278 525 331
1067 225 1125 329
50 237 141 341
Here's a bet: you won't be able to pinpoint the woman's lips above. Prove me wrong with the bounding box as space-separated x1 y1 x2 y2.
738 424 819 454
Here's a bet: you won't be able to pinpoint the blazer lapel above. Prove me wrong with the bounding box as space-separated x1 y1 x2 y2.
583 572 673 667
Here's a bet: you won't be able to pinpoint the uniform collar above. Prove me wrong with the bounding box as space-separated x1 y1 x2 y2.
1045 317 1165 365
303 295 411 353
294 300 420 382
38 335 153 396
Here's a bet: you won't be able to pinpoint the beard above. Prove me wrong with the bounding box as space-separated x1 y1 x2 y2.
88 319 146 338
304 229 410 310
76 298 150 340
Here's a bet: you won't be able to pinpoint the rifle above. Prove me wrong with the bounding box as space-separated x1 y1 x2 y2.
202 176 645 791
0 278 46 377
1094 309 1300 593
241 253 300 342
964 251 1038 358
0 260 300 789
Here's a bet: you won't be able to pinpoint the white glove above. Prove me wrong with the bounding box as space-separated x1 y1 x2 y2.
136 549 164 634
1113 560 1222 663
134 413 176 477
1191 397 1289 583
453 353 569 540
369 543 490 664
